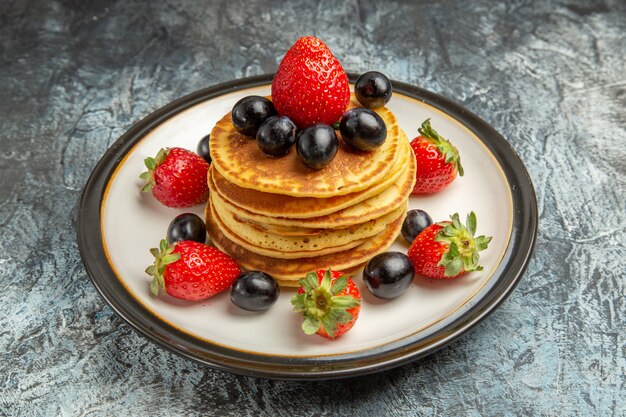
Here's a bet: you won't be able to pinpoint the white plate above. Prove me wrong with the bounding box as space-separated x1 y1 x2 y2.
78 75 537 379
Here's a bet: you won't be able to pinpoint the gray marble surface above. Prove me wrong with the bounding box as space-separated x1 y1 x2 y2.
1 0 624 415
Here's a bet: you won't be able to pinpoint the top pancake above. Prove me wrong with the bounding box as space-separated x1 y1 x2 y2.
209 138 416 230
210 96 401 198
210 131 410 219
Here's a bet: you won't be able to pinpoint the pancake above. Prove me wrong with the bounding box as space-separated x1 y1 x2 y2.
210 96 401 198
205 202 406 282
214 139 417 232
212 192 405 253
234 221 327 237
207 199 369 258
209 129 409 219
231 217 327 237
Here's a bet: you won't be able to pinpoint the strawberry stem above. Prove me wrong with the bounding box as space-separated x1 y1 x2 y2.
140 148 170 192
418 119 464 176
434 212 492 276
146 238 181 296
291 269 359 338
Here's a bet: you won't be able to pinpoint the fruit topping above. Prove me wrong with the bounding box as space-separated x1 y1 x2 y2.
146 239 241 301
271 36 350 129
296 124 339 169
407 212 492 279
231 96 277 137
401 209 433 244
291 269 361 339
410 119 463 195
167 213 206 244
355 71 393 109
196 134 212 163
256 115 297 157
339 108 387 151
363 252 415 299
230 271 280 312
140 147 209 208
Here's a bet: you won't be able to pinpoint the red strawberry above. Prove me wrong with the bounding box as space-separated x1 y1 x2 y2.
407 212 491 279
410 119 464 195
271 37 350 129
291 269 361 339
140 147 209 208
146 239 241 301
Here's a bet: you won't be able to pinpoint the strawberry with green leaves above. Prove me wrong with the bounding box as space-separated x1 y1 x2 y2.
140 147 209 208
291 269 361 339
271 36 350 129
146 239 241 301
408 212 492 279
410 119 464 195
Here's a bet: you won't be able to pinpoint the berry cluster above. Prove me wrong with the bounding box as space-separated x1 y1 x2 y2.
230 37 394 170
138 134 281 311
135 36 493 342
142 212 281 310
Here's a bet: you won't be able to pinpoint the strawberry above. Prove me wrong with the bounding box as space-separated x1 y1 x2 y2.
291 269 361 339
271 36 350 129
407 212 492 279
410 119 464 195
146 239 241 301
140 147 209 208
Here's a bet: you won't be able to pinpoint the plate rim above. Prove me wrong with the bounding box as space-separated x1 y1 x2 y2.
77 73 538 380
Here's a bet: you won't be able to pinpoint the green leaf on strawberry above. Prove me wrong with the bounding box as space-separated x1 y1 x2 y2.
140 149 169 193
146 238 181 296
139 147 210 208
291 269 361 339
434 212 492 277
408 211 492 279
418 119 464 177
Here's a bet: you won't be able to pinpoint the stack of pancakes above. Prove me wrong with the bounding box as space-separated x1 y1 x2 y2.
206 97 416 287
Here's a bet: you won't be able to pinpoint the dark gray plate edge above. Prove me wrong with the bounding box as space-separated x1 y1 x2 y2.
77 73 538 380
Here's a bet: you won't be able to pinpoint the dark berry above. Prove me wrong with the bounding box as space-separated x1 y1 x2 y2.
296 124 339 169
167 213 206 244
363 252 415 299
339 108 387 151
230 271 280 311
197 134 211 163
401 209 433 243
256 116 297 156
355 71 393 109
231 96 277 137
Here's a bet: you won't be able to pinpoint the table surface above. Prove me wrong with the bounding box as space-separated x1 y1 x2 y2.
1 0 624 415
